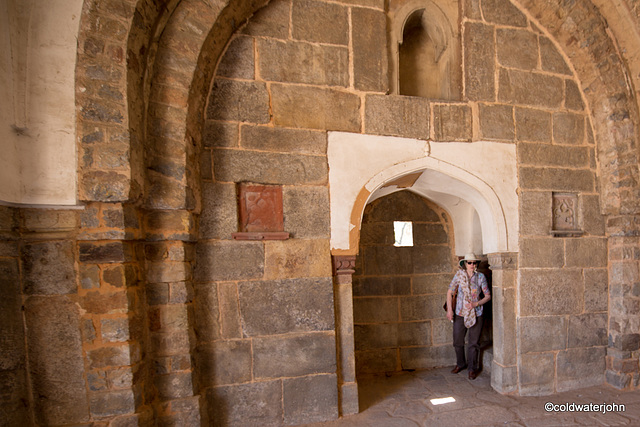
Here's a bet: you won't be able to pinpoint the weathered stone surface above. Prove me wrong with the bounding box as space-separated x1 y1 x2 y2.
271 84 361 131
218 282 243 339
283 374 338 425
238 278 335 336
518 143 589 168
22 241 75 295
194 283 222 341
353 297 398 324
197 340 252 386
355 349 397 374
353 276 411 297
155 372 194 400
399 295 445 322
81 291 128 314
354 323 398 350
79 241 128 263
565 238 607 268
499 69 563 108
243 0 290 39
254 333 336 378
199 182 237 240
241 125 326 155
518 352 555 396
0 258 30 426
25 296 89 424
89 390 135 418
433 104 472 142
87 345 132 369
496 28 538 70
207 79 270 123
540 36 572 75
258 38 348 87
431 318 453 345
352 7 388 92
364 190 441 223
400 345 455 370
101 318 130 342
519 191 551 236
81 171 130 202
491 363 518 394
519 167 595 192
146 261 190 283
519 269 583 316
213 149 328 185
398 321 431 347
216 35 254 80
411 274 451 294
565 79 585 111
518 238 564 268
492 287 517 366
582 195 605 236
464 22 495 101
292 0 349 45
365 95 429 139
203 120 238 148
519 316 567 353
195 241 264 282
584 268 608 312
479 104 514 141
553 112 585 146
264 239 332 279
482 0 527 27
516 108 552 143
283 186 330 238
207 380 282 426
22 209 77 233
567 313 607 348
557 347 605 392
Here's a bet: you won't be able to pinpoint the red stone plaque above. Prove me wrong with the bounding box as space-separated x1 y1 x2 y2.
237 183 284 232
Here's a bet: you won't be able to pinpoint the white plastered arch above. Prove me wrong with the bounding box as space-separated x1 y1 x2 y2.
328 132 518 256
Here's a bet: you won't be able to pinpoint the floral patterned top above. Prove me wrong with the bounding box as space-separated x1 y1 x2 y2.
448 269 490 317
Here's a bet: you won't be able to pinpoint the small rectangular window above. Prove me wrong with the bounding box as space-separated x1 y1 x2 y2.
394 221 413 247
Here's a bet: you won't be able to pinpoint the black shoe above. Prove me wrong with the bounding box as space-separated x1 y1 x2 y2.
451 365 466 374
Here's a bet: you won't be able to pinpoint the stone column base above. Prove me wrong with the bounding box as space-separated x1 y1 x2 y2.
491 362 518 394
339 382 359 416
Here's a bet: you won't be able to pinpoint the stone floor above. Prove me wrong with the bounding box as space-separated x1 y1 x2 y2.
303 367 640 426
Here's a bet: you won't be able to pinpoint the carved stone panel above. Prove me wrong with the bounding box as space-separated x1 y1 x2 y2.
552 192 582 237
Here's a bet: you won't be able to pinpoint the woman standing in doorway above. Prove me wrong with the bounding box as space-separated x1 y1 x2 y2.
446 253 491 380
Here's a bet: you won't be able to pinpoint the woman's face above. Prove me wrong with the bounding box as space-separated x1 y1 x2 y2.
465 260 478 273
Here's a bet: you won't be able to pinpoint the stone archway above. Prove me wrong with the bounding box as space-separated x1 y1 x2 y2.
67 0 640 423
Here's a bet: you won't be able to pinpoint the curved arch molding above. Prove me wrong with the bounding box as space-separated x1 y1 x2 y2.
328 132 517 256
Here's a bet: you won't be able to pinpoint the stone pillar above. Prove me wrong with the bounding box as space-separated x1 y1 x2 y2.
488 252 518 394
605 215 640 389
332 255 359 416
21 208 90 424
144 209 201 425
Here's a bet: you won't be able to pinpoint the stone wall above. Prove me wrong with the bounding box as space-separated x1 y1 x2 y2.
201 0 609 404
352 191 457 374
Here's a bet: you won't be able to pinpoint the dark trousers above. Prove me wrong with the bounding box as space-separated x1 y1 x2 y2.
453 314 483 372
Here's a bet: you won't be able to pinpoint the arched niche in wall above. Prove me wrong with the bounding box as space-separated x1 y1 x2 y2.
389 0 461 100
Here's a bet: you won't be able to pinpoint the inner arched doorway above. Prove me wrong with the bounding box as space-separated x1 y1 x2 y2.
328 132 518 411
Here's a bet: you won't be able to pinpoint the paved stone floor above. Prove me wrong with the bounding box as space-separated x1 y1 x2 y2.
303 367 640 426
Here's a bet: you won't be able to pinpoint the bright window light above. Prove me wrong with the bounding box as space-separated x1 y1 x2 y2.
430 397 456 405
393 221 413 247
